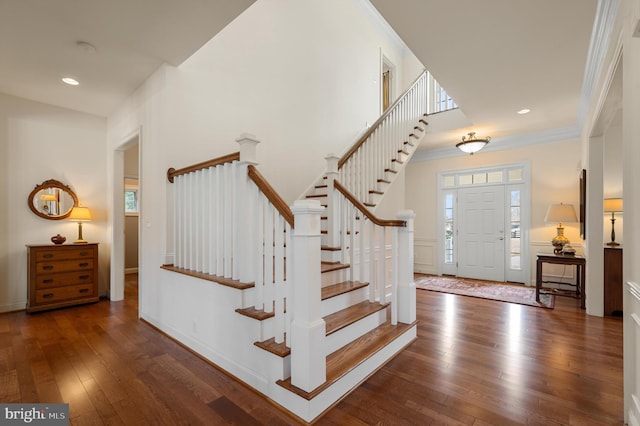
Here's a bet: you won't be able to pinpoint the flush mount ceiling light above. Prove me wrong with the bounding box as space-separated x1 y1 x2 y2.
62 77 79 86
517 108 531 114
456 131 491 155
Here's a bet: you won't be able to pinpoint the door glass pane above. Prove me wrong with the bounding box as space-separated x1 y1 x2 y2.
444 194 454 264
509 190 521 270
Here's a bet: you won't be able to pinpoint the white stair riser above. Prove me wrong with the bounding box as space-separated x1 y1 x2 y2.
321 249 342 263
321 268 349 286
321 286 368 317
255 346 291 382
325 308 387 355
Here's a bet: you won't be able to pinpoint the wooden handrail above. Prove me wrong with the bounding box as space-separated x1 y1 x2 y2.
167 152 240 183
248 165 295 228
334 180 405 227
338 70 428 169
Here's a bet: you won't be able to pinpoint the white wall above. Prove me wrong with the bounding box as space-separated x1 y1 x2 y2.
0 93 108 312
106 0 421 323
406 138 582 282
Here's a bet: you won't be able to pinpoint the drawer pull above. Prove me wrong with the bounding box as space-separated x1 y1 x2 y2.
80 251 89 256
79 262 89 267
79 288 89 294
43 265 54 270
79 275 90 280
42 293 54 299
42 279 54 284
43 253 54 259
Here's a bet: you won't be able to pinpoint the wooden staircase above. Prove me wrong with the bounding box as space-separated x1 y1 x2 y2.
235 256 417 422
162 70 430 421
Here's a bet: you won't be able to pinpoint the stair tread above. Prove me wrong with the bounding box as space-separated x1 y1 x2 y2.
254 337 290 357
377 179 390 184
369 190 383 195
315 184 328 189
321 280 368 301
403 140 415 147
306 194 326 198
276 320 417 400
391 159 404 164
235 306 275 321
324 300 388 336
384 168 397 174
321 245 342 251
321 261 349 273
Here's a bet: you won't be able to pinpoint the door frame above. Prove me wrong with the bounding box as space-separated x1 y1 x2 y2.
437 162 531 284
111 127 142 304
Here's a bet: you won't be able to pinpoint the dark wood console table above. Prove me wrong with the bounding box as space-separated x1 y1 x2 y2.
536 253 586 309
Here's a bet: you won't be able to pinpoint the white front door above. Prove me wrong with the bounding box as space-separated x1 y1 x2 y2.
457 186 505 281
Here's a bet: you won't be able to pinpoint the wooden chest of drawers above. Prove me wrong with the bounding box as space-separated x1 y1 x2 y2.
27 243 99 313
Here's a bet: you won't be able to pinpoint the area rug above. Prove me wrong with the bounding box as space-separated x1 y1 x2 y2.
415 275 555 309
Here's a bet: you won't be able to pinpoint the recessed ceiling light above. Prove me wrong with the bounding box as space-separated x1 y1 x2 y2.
517 108 531 115
62 77 79 86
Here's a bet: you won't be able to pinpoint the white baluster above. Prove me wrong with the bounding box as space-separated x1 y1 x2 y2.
274 214 285 343
368 220 376 303
264 200 274 313
254 190 264 310
223 163 232 278
377 226 386 304
174 175 182 268
391 227 398 326
231 162 239 280
284 221 292 347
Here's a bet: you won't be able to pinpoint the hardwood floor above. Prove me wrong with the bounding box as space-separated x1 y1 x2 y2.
0 274 623 425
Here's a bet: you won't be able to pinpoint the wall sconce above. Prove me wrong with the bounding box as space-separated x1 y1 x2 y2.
604 198 623 247
456 132 491 155
69 206 92 244
544 203 578 254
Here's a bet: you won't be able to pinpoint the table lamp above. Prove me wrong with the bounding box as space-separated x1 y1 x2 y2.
69 206 92 244
544 203 578 254
604 198 623 247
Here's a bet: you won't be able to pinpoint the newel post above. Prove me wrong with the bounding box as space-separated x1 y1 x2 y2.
290 199 326 392
236 133 260 284
397 210 416 324
324 154 340 250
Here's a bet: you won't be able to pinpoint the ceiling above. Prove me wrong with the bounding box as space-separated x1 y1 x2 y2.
1 0 598 154
370 0 598 153
0 0 255 117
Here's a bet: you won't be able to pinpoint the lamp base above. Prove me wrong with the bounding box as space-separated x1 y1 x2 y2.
74 240 88 244
606 241 620 247
551 226 569 255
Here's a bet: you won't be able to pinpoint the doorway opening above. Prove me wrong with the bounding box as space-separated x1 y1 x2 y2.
381 55 395 112
438 163 530 284
111 130 141 306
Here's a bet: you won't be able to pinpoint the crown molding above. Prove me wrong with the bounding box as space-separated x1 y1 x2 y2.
577 0 621 128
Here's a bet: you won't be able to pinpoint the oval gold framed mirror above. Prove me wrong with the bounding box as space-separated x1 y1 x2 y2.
28 179 78 220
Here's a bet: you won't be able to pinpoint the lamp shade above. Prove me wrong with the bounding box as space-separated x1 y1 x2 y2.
69 206 92 222
544 203 577 224
456 131 490 154
604 198 623 212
